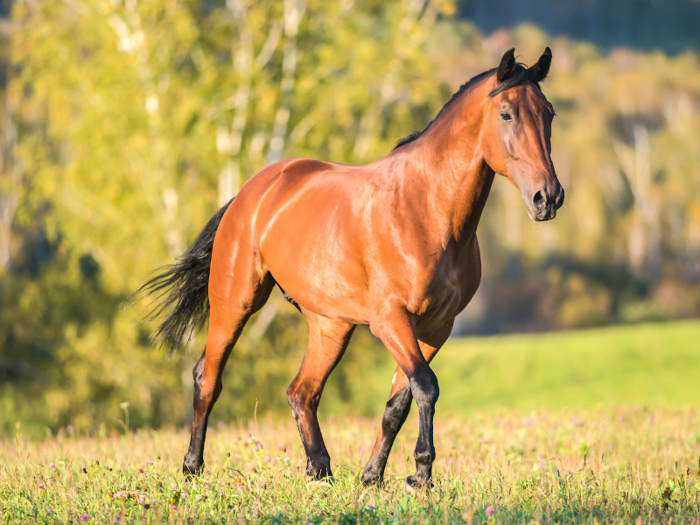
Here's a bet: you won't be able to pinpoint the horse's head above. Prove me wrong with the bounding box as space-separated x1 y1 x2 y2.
481 48 564 221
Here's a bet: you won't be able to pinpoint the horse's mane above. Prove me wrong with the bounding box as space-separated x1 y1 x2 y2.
393 63 538 150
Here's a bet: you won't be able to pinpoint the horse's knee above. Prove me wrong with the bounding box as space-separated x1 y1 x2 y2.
409 368 439 406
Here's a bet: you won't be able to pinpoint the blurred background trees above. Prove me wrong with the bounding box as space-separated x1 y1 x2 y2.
1 0 699 437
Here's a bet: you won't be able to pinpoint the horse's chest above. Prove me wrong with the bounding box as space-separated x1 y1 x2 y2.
413 243 481 329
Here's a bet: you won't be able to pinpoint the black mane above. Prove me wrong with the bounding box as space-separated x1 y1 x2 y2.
393 63 538 150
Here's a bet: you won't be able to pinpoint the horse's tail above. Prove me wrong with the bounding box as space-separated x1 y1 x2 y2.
133 199 234 355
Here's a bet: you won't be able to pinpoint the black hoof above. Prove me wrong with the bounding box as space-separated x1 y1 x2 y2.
305 464 333 480
405 475 433 493
361 469 383 486
182 457 204 477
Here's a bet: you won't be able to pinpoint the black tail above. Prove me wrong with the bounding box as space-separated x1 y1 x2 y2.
134 199 234 355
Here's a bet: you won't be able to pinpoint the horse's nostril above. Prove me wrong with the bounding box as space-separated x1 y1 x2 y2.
533 189 547 209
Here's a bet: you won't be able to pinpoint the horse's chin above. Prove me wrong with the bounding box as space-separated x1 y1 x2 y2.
525 206 557 222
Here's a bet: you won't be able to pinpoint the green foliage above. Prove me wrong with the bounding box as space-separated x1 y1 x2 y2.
2 0 452 437
0 248 185 438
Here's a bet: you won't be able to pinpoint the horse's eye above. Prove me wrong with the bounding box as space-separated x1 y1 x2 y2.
500 112 513 122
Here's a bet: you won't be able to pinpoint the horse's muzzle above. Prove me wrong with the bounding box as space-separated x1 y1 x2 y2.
528 184 564 221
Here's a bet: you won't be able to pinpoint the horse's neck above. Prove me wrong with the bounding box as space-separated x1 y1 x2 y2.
406 88 495 245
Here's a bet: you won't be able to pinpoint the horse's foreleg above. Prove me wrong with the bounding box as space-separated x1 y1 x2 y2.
287 313 355 480
370 311 453 489
363 320 452 485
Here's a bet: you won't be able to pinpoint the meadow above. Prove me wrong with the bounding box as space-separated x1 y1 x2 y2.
2 321 699 524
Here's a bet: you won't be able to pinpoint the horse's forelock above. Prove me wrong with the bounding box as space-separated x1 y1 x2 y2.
488 63 539 97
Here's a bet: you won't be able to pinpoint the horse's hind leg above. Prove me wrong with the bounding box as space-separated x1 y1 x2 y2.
182 273 274 475
286 312 355 480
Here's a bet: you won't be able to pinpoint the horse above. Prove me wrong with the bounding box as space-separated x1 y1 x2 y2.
137 47 564 490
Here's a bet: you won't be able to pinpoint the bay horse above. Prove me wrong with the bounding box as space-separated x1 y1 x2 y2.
138 48 563 489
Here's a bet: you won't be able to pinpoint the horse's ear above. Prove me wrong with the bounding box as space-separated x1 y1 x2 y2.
528 47 552 82
496 48 516 82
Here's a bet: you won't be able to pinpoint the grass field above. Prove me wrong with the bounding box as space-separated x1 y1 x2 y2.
2 409 700 523
2 320 700 523
434 320 700 414
321 320 700 417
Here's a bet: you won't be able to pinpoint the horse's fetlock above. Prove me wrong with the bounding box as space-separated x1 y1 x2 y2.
414 446 435 466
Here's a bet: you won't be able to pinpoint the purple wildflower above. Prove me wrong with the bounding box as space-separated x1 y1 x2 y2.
139 495 146 504
485 506 494 516
368 505 376 510
81 515 89 521
148 461 153 466
120 483 126 489
49 463 55 469
49 509 55 514
171 483 177 490
172 506 177 511
205 485 211 491
38 482 45 489
264 456 271 462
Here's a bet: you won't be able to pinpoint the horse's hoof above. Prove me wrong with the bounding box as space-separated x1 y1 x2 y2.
361 466 383 486
404 475 434 494
306 465 333 481
361 475 383 487
182 460 204 477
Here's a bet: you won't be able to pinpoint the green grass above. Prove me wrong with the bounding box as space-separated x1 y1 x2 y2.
434 320 700 414
2 408 700 523
3 320 700 523
322 320 700 418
